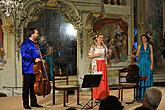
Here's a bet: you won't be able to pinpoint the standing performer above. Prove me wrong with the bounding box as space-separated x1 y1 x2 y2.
88 33 111 100
20 28 43 109
135 34 154 101
45 41 54 81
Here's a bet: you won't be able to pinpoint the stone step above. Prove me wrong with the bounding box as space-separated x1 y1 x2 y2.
153 74 165 82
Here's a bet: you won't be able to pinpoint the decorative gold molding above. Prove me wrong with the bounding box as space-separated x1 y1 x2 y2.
46 0 57 7
21 1 43 27
8 0 82 59
54 1 81 25
2 19 13 34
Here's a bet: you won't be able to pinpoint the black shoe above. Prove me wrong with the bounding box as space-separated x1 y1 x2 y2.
95 99 101 103
24 105 31 109
31 103 43 108
137 98 142 103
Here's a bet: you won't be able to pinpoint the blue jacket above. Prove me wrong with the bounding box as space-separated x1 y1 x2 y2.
20 39 40 74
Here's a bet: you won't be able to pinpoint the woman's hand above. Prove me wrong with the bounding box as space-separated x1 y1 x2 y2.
150 64 153 70
95 53 102 57
130 54 135 58
35 58 42 62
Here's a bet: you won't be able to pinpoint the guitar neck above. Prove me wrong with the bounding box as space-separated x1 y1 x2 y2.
43 49 56 57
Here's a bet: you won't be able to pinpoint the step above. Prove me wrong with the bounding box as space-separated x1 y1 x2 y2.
153 74 165 83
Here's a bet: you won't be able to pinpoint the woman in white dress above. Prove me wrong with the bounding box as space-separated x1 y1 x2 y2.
88 33 111 100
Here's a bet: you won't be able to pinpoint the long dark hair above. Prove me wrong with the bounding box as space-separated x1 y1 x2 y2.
141 34 150 42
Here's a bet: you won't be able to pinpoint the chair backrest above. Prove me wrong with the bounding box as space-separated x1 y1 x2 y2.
54 67 69 86
119 68 128 84
119 66 139 84
126 64 139 83
53 67 79 86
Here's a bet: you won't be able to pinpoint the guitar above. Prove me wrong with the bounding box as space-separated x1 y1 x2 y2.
43 49 56 57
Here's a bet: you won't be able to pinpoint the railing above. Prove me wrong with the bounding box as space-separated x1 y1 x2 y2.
3 86 22 96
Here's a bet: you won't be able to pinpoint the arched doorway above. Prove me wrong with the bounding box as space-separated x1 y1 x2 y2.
24 9 77 76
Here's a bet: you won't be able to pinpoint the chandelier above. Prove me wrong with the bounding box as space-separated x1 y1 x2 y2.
0 0 24 17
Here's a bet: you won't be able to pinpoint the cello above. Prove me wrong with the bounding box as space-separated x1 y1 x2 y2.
33 43 51 97
126 45 147 83
126 45 139 83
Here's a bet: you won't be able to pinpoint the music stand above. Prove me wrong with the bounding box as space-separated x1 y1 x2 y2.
81 74 102 109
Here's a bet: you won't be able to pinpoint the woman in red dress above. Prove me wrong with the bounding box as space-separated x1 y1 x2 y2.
88 33 111 100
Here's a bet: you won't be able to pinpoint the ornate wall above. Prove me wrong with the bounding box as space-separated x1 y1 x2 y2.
0 0 135 89
163 0 165 67
0 0 83 89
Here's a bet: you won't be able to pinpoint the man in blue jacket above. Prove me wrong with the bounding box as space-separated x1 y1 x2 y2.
20 28 43 109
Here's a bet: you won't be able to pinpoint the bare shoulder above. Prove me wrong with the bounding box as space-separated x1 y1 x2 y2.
138 44 142 49
149 44 153 49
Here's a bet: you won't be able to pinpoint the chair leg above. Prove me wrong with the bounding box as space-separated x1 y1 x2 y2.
121 87 123 101
63 90 66 107
77 88 79 105
118 86 121 99
134 87 136 99
66 90 68 103
53 90 56 105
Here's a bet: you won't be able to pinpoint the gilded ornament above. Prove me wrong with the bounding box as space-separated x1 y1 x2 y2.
2 21 14 34
46 0 57 7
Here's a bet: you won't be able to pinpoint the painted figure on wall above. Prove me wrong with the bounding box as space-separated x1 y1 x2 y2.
93 18 128 64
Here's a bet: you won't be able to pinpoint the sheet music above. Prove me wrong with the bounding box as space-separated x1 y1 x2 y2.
93 71 102 74
80 72 102 80
85 71 102 75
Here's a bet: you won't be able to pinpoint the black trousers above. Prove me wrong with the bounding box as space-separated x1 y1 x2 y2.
22 74 37 106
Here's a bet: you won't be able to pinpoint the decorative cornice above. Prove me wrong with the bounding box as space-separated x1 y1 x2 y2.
20 0 44 27
46 0 58 7
3 0 82 59
52 0 81 25
19 0 81 29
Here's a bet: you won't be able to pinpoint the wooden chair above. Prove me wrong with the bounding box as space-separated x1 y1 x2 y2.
118 68 137 101
52 67 79 107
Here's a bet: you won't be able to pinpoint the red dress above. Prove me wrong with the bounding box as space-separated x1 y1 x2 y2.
89 45 109 100
92 60 109 100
